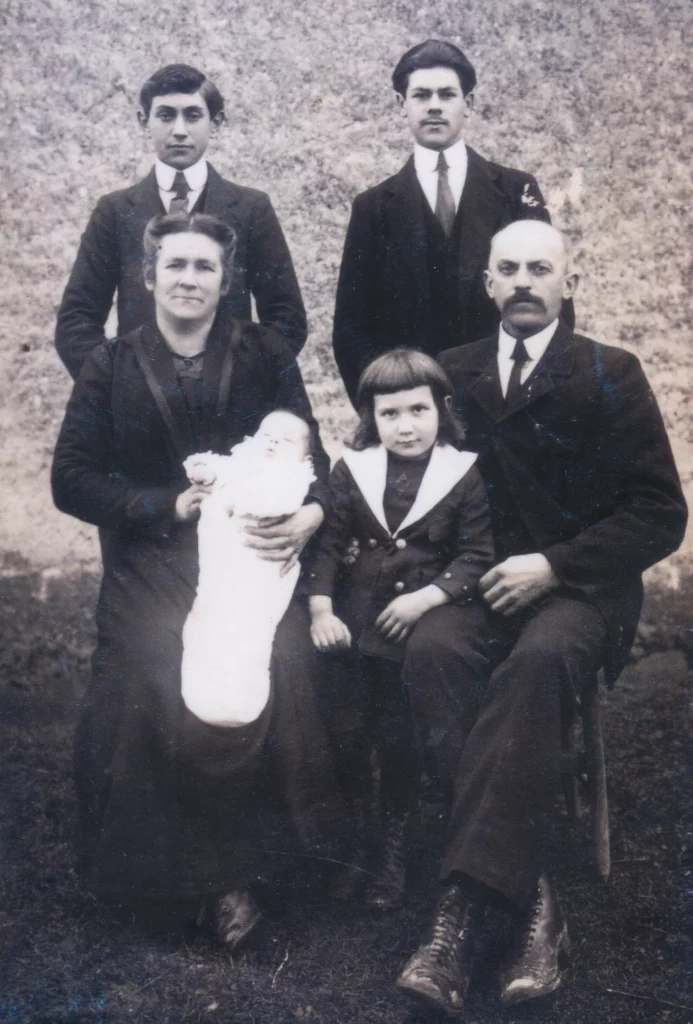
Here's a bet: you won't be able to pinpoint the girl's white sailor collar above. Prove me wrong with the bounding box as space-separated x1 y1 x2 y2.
341 443 477 538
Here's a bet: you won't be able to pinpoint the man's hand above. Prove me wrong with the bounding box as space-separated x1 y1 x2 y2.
175 483 212 522
479 554 560 616
243 502 324 576
375 584 450 642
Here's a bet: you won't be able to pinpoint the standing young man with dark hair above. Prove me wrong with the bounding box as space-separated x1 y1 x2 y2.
333 40 571 403
56 64 307 380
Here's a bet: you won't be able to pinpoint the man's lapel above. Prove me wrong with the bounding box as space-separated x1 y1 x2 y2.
499 321 575 421
460 332 506 423
456 148 506 294
202 164 242 220
382 158 431 315
126 167 165 219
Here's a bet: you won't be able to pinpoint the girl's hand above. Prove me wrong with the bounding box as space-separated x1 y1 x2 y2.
310 611 352 651
175 483 212 522
243 503 324 576
375 584 449 641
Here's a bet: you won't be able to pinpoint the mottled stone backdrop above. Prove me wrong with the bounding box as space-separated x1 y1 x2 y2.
1 0 691 610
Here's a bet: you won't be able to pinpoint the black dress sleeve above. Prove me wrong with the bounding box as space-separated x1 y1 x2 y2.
51 343 180 535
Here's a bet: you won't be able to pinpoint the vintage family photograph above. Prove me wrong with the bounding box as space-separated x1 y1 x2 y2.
1 0 691 1021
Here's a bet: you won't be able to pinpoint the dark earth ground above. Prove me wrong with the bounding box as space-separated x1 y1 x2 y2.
0 568 692 1024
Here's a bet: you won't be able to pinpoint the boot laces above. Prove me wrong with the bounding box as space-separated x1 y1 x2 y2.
428 891 464 966
520 885 543 953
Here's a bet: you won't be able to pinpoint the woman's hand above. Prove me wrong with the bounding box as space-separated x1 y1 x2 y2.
175 483 212 522
243 502 324 576
375 584 450 641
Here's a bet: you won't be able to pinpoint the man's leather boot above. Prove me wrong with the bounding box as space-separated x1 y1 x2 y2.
397 883 482 1016
500 873 571 1005
367 812 409 910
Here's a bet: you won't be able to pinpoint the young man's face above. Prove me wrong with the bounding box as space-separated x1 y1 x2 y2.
397 67 472 151
139 91 221 169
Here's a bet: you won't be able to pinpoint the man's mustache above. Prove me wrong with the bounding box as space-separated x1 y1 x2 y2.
502 292 546 315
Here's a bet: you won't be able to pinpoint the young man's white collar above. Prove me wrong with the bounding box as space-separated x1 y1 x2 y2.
497 318 560 397
414 137 468 214
155 157 208 212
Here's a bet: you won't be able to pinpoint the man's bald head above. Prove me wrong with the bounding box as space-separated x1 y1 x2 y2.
484 220 578 338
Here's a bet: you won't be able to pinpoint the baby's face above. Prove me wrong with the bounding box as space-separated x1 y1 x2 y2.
255 412 310 462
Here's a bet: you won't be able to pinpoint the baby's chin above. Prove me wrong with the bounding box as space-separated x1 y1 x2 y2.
259 447 307 463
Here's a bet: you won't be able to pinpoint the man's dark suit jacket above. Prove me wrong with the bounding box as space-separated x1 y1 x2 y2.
333 145 570 402
440 322 688 684
55 164 307 380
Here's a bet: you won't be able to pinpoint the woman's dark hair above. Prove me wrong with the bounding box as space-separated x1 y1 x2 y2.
351 348 465 450
392 40 476 97
139 64 225 121
142 213 236 291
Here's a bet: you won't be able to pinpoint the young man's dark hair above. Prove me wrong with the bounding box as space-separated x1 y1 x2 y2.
139 64 225 120
392 39 477 97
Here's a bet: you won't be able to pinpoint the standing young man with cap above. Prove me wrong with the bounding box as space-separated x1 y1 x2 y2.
56 64 307 380
333 40 570 403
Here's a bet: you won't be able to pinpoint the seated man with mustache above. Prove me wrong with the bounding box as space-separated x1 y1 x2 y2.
396 220 687 1015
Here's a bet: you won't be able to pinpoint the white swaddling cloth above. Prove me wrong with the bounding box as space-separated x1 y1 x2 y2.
181 413 315 727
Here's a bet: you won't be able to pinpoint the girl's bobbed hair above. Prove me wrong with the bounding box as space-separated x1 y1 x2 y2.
351 348 465 450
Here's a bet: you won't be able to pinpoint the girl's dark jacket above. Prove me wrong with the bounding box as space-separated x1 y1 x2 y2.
304 443 495 661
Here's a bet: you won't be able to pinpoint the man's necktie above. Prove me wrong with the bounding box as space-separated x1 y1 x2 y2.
505 337 531 406
169 172 189 214
435 151 456 237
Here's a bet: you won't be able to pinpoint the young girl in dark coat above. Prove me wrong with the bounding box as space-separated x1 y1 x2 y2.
306 349 494 908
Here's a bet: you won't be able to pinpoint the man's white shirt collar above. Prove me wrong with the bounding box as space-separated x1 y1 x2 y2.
155 157 208 191
497 319 560 396
414 138 468 213
156 158 208 212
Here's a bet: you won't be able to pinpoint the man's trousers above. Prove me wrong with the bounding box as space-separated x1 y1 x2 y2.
404 593 607 906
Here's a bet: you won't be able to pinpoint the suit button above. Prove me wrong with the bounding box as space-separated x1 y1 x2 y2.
443 572 452 580
394 581 405 592
395 538 407 550
368 538 378 549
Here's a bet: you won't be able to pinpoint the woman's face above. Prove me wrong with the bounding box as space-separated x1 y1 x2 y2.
373 385 440 458
147 231 225 324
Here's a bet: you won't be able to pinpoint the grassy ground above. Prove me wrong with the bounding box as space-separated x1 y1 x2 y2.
0 570 692 1023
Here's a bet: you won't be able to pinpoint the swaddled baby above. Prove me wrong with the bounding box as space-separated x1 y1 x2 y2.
182 411 315 727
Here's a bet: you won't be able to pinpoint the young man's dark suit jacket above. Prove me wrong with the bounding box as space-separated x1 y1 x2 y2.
55 164 307 380
333 146 572 402
439 322 688 684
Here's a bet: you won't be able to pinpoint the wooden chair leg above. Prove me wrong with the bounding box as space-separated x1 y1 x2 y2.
560 718 581 821
582 685 610 881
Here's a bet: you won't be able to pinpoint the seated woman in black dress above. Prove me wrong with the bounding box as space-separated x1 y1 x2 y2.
52 213 339 948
